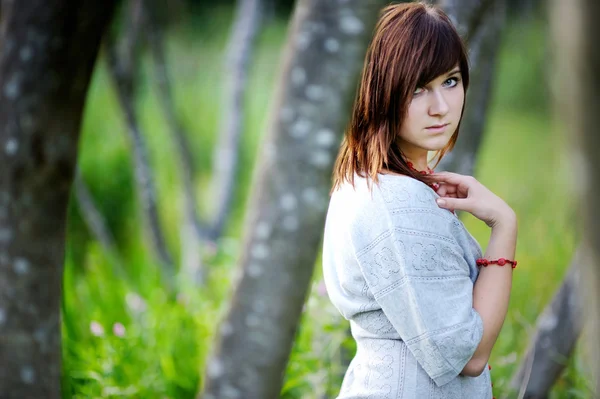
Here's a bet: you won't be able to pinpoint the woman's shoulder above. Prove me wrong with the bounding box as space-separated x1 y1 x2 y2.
331 172 441 210
329 173 452 229
328 174 469 259
375 172 443 211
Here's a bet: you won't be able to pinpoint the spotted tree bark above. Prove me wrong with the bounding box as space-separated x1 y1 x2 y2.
199 1 388 398
142 0 208 286
436 0 506 176
0 1 116 397
106 0 176 289
549 0 600 394
509 247 585 398
207 0 264 243
143 0 264 286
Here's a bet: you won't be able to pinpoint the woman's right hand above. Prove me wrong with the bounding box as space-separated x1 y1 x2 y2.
431 171 516 229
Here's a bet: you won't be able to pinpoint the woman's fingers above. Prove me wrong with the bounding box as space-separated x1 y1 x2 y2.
430 171 464 184
432 172 473 190
434 182 458 197
435 196 470 211
436 188 458 198
432 172 513 227
432 172 474 196
435 184 448 196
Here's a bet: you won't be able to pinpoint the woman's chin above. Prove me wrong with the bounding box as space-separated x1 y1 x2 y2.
421 138 451 152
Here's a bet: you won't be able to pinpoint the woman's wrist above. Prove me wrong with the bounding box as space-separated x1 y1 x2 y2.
489 208 517 231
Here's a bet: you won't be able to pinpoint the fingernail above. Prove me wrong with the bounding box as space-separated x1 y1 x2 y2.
436 199 445 206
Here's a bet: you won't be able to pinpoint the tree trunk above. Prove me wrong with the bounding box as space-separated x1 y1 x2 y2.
200 1 388 398
550 0 600 394
508 248 585 398
73 172 126 279
436 0 506 176
143 0 208 285
0 1 116 397
208 0 264 242
106 0 176 288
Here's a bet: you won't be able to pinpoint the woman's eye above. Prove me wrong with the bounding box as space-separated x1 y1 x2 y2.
413 87 424 95
443 77 460 88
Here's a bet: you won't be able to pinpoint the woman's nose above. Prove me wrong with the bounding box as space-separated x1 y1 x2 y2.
428 90 450 116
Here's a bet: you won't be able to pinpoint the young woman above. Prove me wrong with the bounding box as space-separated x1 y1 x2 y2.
322 2 517 398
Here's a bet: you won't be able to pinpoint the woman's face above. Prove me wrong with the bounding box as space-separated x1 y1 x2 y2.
397 66 465 159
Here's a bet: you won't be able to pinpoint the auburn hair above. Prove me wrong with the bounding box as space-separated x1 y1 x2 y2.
331 2 470 193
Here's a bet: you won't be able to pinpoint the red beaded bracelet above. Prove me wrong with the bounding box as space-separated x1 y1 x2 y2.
476 258 517 269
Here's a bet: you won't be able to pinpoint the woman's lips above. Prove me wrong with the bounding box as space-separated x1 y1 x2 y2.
425 123 449 133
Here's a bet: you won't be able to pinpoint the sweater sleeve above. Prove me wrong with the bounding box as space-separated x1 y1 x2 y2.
351 190 484 386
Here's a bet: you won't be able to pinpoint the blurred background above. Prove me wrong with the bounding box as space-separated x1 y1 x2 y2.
58 0 583 397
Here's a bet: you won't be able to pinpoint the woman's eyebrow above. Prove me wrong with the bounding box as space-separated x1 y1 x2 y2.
446 68 461 76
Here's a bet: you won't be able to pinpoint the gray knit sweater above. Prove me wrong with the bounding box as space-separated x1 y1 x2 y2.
322 173 493 398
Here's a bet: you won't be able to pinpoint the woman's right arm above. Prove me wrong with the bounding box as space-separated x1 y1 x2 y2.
431 172 518 377
463 213 517 376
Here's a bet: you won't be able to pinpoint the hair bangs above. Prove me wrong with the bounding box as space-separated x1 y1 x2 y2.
415 13 468 88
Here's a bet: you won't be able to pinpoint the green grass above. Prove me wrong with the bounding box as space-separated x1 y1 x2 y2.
62 8 587 399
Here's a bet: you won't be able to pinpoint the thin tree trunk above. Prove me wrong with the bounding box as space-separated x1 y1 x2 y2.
200 1 388 398
142 0 207 285
106 0 175 287
436 0 506 176
508 248 585 398
550 0 600 394
439 0 495 41
73 172 126 278
208 0 264 241
0 1 116 397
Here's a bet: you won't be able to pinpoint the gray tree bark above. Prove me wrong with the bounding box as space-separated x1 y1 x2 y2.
143 0 264 286
549 0 600 395
73 172 126 279
142 0 208 285
200 1 388 398
106 0 176 288
508 247 585 398
436 0 506 176
0 1 116 397
208 0 264 242
439 0 495 41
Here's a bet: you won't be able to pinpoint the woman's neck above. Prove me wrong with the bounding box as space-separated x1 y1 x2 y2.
396 141 430 172
404 157 430 172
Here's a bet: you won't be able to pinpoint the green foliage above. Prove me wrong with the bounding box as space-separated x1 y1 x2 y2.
62 8 588 399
